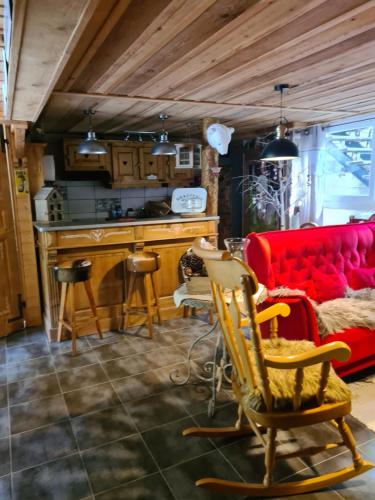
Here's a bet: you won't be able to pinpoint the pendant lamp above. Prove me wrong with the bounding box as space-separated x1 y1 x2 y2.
77 109 107 155
151 114 177 156
260 84 299 161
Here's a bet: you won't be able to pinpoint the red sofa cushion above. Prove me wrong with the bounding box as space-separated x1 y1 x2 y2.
312 269 347 303
348 267 375 289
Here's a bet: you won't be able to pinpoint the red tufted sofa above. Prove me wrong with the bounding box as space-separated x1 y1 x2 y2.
245 222 375 377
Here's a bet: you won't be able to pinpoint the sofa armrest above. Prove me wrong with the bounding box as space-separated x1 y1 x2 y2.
257 295 321 346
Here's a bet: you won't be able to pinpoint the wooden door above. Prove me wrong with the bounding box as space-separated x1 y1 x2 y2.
112 146 139 186
168 155 194 185
139 147 167 182
0 153 24 336
64 140 111 171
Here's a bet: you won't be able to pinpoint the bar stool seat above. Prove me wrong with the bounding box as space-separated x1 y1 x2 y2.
54 260 102 352
123 251 162 338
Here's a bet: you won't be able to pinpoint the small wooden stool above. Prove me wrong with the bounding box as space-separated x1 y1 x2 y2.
123 251 162 338
54 260 102 352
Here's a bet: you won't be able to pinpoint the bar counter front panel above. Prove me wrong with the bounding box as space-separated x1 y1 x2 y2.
35 217 219 340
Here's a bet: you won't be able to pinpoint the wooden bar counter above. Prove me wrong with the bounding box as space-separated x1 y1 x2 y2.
35 216 218 340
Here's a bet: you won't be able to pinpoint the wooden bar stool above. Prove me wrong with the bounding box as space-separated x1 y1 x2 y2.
123 251 162 338
54 260 102 352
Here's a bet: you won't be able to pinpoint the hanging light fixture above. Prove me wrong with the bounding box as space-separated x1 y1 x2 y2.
151 114 177 155
260 84 299 161
76 109 107 155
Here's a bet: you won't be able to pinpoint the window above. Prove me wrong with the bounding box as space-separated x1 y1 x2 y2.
321 119 375 223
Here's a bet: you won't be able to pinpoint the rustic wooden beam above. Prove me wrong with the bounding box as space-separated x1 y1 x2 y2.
52 91 356 116
201 117 219 217
10 122 28 159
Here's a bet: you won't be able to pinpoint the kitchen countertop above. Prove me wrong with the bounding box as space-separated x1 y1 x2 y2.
34 215 220 232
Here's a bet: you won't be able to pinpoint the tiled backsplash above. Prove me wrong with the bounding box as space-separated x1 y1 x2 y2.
55 180 174 220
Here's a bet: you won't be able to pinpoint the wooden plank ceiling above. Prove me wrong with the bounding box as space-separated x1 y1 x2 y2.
8 0 375 137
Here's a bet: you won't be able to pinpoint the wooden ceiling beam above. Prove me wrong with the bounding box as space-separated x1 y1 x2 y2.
9 0 105 122
52 90 357 116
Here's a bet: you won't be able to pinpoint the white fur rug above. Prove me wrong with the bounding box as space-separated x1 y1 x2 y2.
348 372 375 431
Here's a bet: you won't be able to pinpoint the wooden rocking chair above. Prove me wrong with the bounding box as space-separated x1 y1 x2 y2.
183 237 374 497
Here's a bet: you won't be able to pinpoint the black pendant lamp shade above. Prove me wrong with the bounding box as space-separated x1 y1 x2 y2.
77 109 107 155
260 84 299 161
151 114 177 156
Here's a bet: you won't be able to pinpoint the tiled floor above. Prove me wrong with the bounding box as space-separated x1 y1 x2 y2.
0 316 374 499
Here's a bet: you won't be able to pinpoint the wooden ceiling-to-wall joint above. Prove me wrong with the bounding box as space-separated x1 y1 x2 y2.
9 121 28 160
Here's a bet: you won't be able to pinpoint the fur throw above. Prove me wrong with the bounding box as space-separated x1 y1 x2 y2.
267 286 375 337
314 297 375 337
243 338 351 412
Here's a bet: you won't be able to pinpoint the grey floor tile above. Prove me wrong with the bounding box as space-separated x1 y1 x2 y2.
112 366 171 403
0 349 5 366
10 394 69 434
93 341 138 362
86 331 126 347
71 405 135 450
83 434 157 493
0 438 10 476
359 437 375 461
126 390 189 431
0 385 7 408
49 337 91 355
102 353 151 380
95 472 174 500
58 363 108 392
8 373 61 405
12 454 91 500
142 416 214 469
0 407 9 438
332 462 375 499
64 382 120 418
53 350 99 372
6 330 29 347
6 341 50 364
0 475 11 500
143 345 186 369
0 365 6 385
345 415 375 445
11 420 77 472
163 449 242 500
172 383 233 417
6 355 55 383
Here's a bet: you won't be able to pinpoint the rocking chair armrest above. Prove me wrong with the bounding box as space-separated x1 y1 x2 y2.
264 341 351 369
256 302 291 325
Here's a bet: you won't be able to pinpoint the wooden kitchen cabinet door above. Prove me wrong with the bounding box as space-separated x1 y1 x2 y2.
112 146 139 186
139 147 167 182
168 154 194 185
64 140 111 171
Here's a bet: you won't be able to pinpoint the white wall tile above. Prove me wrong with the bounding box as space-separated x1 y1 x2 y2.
69 212 97 220
145 187 168 198
121 188 145 198
121 197 145 211
94 186 122 199
68 199 95 213
67 186 95 200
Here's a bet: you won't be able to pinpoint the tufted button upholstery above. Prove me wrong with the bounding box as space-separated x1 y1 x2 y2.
245 223 375 291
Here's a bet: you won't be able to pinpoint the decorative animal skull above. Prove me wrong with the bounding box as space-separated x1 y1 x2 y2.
206 123 235 155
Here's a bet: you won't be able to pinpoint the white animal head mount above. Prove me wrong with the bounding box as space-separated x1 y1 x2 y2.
206 123 235 155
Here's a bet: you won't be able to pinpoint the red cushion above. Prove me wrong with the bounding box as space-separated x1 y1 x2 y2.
312 269 347 303
347 267 375 289
287 280 317 300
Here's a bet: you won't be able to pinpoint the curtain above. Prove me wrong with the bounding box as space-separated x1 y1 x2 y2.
290 125 326 227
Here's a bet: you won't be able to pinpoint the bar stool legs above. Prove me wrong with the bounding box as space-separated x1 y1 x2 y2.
56 278 102 353
123 250 162 339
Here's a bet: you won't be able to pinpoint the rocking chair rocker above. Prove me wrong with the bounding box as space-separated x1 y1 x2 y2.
183 237 374 497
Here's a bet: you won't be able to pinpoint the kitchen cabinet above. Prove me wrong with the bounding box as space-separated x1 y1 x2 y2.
111 144 139 186
63 139 199 187
64 140 111 171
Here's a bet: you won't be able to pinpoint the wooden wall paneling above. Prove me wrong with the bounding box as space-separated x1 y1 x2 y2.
134 0 327 98
113 0 254 96
25 143 46 199
172 0 372 101
92 0 217 94
0 152 24 335
56 0 128 91
3 125 42 327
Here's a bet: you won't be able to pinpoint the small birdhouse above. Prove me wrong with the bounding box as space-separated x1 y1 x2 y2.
34 187 65 223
